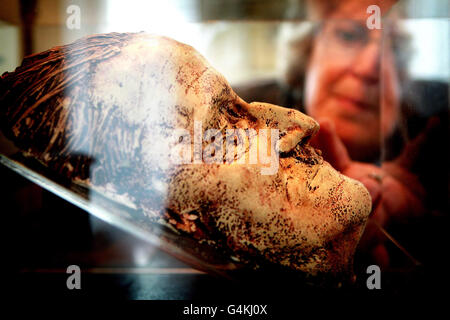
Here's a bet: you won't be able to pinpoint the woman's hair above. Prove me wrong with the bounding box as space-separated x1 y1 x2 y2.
276 22 316 91
276 19 412 92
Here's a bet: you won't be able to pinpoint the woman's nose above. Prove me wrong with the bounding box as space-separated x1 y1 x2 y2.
351 41 381 84
246 102 319 153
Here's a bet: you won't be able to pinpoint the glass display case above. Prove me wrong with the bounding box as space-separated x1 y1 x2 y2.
0 0 448 302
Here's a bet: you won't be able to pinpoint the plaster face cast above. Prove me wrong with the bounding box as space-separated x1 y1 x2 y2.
171 120 280 175
0 33 371 279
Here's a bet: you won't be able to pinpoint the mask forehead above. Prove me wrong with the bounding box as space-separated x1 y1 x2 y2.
89 34 235 134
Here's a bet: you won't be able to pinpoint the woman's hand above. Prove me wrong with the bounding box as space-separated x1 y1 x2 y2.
310 118 427 268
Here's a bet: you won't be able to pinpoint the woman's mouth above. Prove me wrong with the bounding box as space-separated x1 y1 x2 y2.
333 93 376 114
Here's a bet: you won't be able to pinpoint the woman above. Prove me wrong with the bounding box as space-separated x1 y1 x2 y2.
235 0 447 269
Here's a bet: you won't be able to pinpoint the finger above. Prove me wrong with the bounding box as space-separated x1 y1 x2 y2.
312 118 351 171
371 243 390 269
395 117 440 169
359 177 382 211
357 218 386 250
381 175 425 221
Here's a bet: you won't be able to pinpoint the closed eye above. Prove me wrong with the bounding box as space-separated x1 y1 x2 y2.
225 103 245 123
223 102 257 124
227 106 240 119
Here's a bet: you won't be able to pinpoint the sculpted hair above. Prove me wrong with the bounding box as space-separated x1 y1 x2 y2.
0 33 146 185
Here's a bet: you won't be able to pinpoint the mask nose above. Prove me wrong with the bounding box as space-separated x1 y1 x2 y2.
247 102 319 153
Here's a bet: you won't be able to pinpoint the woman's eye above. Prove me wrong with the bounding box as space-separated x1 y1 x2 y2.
335 28 365 44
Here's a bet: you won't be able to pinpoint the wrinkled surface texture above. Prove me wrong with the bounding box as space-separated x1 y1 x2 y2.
0 33 371 280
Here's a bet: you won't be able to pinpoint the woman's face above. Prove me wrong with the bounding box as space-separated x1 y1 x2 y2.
304 2 400 161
